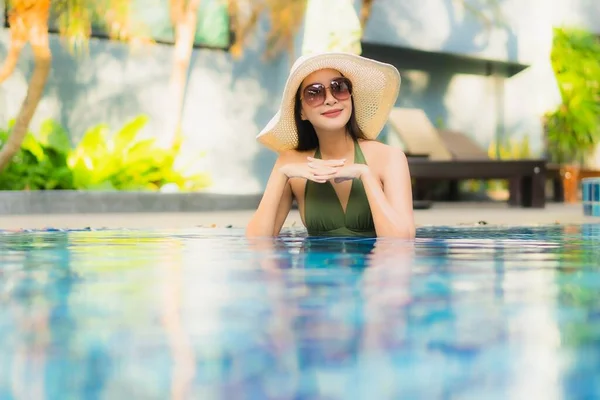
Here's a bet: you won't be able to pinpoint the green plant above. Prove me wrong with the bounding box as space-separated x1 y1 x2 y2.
488 135 532 160
545 27 600 165
0 115 211 191
434 117 446 129
0 119 75 190
67 115 210 191
461 136 533 193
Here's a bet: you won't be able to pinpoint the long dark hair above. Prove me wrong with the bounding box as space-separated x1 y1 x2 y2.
293 84 368 152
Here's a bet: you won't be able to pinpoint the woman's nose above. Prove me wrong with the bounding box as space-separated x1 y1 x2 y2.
324 88 338 105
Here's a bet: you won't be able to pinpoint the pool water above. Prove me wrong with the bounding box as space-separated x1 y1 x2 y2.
0 225 599 399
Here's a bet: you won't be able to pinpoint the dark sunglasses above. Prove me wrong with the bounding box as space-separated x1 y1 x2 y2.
301 77 353 108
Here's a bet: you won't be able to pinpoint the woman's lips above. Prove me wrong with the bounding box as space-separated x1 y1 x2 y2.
321 109 342 118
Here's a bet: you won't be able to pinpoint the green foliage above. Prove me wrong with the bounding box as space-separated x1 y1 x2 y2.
488 136 533 191
0 116 211 191
545 27 600 165
462 136 533 193
488 135 532 160
48 0 154 55
0 120 74 190
434 117 446 129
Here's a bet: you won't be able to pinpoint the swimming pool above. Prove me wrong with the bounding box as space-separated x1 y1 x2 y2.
0 224 599 399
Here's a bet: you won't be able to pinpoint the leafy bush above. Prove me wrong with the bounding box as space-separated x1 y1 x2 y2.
0 115 211 191
0 119 74 190
545 27 600 165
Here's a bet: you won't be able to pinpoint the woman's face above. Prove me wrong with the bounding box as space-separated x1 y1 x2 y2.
299 68 353 133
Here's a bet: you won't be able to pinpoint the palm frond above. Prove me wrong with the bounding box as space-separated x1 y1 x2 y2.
229 0 307 60
50 0 153 55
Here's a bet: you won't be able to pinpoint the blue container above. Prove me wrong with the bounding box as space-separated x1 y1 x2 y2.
583 181 590 201
582 178 600 217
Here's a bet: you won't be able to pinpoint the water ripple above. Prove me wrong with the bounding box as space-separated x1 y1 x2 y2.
0 224 599 399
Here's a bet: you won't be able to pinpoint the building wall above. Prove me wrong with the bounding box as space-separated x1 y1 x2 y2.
0 0 599 194
363 0 600 157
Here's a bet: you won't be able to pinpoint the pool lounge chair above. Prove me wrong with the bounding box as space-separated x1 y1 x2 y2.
388 108 547 208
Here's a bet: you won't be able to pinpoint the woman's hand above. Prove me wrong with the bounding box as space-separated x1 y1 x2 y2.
307 157 368 183
279 158 345 183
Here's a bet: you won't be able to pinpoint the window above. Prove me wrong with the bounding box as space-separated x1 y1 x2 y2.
4 0 232 50
127 0 232 49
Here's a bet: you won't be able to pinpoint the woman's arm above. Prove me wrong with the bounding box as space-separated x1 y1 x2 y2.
360 148 415 239
246 157 293 237
247 153 346 237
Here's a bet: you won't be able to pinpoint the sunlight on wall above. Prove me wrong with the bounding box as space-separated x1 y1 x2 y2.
362 0 453 51
182 57 273 193
363 0 522 62
502 0 555 155
387 70 432 150
403 70 431 94
552 0 600 29
364 0 598 63
0 41 52 126
444 74 497 144
303 0 362 55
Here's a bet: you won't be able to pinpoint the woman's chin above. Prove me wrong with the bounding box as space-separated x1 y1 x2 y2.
314 118 350 132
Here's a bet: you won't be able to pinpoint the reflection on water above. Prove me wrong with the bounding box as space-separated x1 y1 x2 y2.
0 225 599 399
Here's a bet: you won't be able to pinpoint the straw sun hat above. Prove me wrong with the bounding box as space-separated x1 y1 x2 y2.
256 52 401 153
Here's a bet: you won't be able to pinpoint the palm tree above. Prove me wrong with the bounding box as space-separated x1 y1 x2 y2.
154 0 310 148
359 0 374 29
159 0 202 148
0 0 147 172
228 0 309 60
0 0 52 171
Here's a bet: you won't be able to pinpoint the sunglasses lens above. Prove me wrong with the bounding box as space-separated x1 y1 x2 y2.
303 84 325 107
302 78 352 107
331 78 351 100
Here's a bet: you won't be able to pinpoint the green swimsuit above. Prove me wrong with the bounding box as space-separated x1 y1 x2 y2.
303 141 376 237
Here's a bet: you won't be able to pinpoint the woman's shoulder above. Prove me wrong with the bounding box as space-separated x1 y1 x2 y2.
359 139 407 160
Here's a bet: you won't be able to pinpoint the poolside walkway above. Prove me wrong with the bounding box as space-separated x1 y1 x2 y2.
2 202 597 230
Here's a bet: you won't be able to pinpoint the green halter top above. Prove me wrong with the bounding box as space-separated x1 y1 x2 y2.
304 141 376 237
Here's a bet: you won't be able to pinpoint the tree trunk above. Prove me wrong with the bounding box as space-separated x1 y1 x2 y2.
0 12 28 84
160 0 201 148
0 1 52 171
359 0 374 29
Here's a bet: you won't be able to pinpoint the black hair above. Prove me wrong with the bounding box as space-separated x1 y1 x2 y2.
293 82 368 152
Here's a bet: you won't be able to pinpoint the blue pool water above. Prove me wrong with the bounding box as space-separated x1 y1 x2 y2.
1 225 599 399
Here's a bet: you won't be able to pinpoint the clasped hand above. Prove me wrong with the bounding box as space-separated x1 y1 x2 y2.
280 157 366 183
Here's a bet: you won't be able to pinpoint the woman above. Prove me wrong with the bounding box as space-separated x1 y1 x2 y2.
246 52 415 238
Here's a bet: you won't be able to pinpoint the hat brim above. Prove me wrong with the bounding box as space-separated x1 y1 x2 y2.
256 52 401 153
